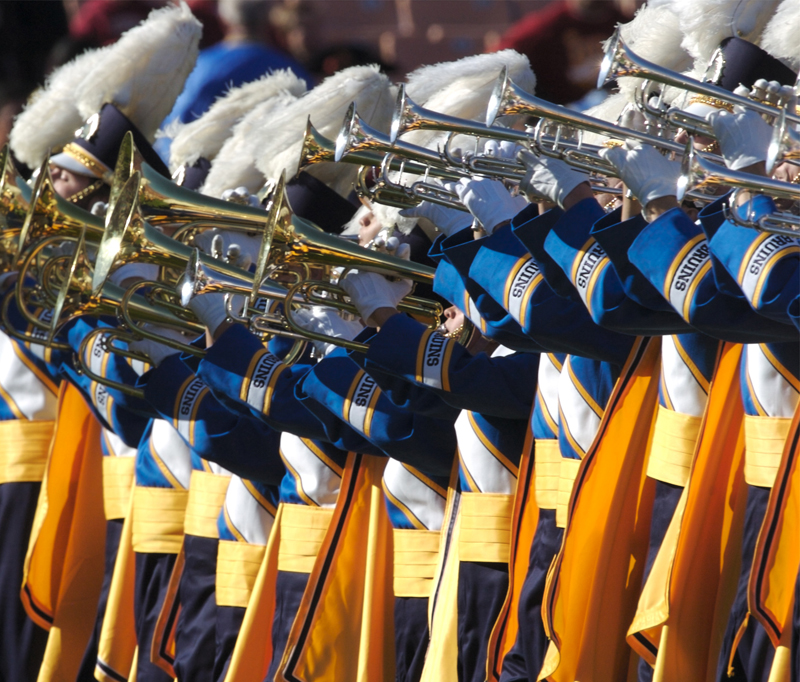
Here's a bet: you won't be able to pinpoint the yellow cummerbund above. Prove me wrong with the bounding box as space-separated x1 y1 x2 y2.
646 405 702 487
534 439 561 510
215 539 267 608
184 470 231 539
0 419 54 484
556 458 582 529
744 415 792 488
458 492 514 564
102 456 136 520
393 528 441 598
131 486 189 554
277 504 334 574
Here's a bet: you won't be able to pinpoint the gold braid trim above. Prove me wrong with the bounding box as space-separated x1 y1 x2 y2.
687 95 734 113
66 179 104 205
61 143 113 183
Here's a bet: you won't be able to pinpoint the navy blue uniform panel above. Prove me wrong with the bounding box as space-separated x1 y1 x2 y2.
214 605 245 682
265 570 310 682
715 486 774 682
0 482 48 682
394 596 429 682
134 552 178 682
499 508 563 682
174 535 219 682
76 519 124 682
457 560 510 682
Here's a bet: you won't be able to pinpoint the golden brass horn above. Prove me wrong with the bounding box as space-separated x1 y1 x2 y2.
0 144 32 234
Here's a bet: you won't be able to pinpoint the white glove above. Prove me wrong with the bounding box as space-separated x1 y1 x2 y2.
599 141 680 206
517 149 588 207
108 263 160 287
293 305 364 356
221 186 261 208
399 199 471 237
482 139 522 160
194 228 261 271
128 324 188 367
340 271 412 324
454 177 527 234
187 293 230 337
708 106 772 171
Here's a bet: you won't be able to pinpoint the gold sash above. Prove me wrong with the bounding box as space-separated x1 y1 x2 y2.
458 492 514 564
393 529 440 598
744 415 791 488
184 470 230 538
131 486 189 554
646 406 702 487
0 419 54 484
534 439 561 510
556 459 581 528
277 504 334 573
102 457 135 521
216 540 267 608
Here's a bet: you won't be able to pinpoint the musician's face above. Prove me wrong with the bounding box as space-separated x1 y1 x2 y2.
50 165 93 199
442 305 465 334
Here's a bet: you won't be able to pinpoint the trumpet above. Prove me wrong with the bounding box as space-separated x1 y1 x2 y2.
767 108 800 174
678 139 800 234
598 28 800 126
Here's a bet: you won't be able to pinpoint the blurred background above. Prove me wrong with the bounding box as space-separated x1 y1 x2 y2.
0 0 641 148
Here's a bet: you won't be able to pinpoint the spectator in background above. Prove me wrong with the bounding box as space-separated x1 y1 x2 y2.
155 0 312 159
496 0 638 107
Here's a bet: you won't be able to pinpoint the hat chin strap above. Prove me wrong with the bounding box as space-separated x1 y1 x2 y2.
66 178 105 205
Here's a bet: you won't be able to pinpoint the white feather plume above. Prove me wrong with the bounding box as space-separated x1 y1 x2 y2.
167 69 307 172
611 5 693 101
9 45 109 168
201 91 300 198
673 0 781 63
761 0 800 70
255 65 394 197
76 2 202 141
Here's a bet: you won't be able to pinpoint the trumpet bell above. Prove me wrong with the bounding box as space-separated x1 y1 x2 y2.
0 144 32 233
297 117 384 176
17 158 105 259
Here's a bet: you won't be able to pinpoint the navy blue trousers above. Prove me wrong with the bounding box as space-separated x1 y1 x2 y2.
637 481 684 682
716 485 774 682
214 604 245 682
75 518 124 682
174 535 219 682
457 560 509 682
499 509 563 682
134 552 178 682
394 596 429 682
0 481 48 682
264 570 310 682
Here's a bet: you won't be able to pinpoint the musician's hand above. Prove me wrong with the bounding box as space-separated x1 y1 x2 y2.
454 176 527 234
399 199 471 237
340 270 412 327
707 106 772 171
517 149 588 208
599 141 680 207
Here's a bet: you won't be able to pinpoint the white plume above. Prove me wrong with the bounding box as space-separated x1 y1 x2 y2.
405 50 536 113
673 0 781 63
167 69 307 172
611 4 693 101
255 65 394 197
76 2 202 141
201 91 301 198
9 45 109 168
761 0 800 70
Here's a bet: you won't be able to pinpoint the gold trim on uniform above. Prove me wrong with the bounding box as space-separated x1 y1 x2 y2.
102 456 135 520
60 142 113 183
184 470 230 538
556 458 582 528
534 439 561 510
131 486 189 554
215 540 267 608
686 95 734 113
